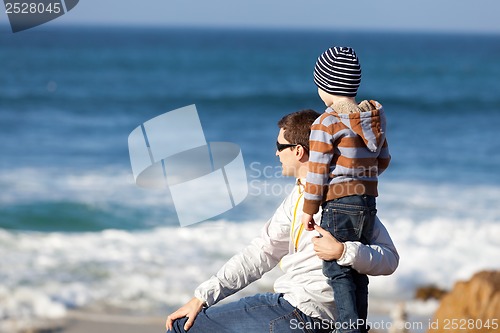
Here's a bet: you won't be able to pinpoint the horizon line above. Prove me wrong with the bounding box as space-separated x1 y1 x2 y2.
1 20 500 37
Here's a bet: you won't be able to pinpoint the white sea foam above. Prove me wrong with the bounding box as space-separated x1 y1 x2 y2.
0 167 167 208
0 221 279 328
1 168 500 328
1 213 499 328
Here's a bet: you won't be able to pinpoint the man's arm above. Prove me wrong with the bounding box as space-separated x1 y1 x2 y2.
165 195 293 330
312 216 399 276
166 297 204 331
193 194 293 306
194 223 289 305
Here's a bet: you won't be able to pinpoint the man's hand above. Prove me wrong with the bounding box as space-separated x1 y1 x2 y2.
166 297 204 332
301 212 316 231
311 225 345 261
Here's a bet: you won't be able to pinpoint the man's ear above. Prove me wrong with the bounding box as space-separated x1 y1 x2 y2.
295 145 305 160
295 145 309 163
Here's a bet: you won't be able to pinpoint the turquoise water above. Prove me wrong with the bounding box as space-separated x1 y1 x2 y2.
1 26 499 231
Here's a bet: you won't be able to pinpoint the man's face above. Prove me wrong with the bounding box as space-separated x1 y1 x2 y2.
276 128 299 177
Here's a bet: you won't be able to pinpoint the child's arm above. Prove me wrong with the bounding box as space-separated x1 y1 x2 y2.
377 138 391 175
301 212 315 231
302 115 334 230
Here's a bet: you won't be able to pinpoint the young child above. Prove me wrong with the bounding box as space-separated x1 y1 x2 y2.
301 46 391 333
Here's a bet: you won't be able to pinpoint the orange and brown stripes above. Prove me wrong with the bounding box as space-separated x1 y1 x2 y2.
309 140 334 154
304 183 326 198
307 161 331 175
335 156 380 171
303 101 390 215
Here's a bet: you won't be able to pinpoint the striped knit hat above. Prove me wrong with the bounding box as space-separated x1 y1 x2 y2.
313 46 361 97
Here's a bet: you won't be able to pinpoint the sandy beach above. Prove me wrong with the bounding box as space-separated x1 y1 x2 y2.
61 319 164 333
32 306 404 333
25 312 166 333
11 303 404 333
65 312 165 333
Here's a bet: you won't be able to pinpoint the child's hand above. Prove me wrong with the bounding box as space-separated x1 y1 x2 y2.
301 213 315 231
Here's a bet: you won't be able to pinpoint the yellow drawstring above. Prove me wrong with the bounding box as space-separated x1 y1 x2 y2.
291 183 305 252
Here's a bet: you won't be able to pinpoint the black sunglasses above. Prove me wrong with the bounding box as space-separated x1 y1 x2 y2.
276 141 298 152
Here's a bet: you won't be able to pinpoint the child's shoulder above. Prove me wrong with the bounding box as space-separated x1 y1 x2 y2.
316 108 339 122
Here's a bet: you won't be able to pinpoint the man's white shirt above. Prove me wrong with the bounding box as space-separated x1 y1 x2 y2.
194 181 399 321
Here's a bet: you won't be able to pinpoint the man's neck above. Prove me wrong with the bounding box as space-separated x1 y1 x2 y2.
296 162 309 182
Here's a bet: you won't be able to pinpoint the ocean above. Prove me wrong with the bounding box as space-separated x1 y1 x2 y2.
1 26 499 329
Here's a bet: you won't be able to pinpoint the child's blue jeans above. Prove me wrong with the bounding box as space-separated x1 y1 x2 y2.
320 195 376 333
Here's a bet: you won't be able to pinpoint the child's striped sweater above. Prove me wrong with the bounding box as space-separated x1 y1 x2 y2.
303 100 391 215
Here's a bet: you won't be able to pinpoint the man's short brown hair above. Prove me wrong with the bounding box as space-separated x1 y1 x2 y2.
277 109 320 151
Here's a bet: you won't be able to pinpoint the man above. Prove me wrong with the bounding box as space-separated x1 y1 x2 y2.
166 109 399 332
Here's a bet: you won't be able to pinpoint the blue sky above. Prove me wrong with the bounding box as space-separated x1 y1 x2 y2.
2 0 499 34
